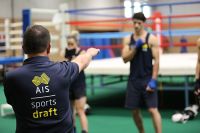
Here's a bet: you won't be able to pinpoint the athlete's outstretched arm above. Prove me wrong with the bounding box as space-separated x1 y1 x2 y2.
72 48 99 72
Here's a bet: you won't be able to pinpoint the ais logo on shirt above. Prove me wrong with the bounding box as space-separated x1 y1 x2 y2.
32 73 50 86
142 43 149 52
31 73 58 119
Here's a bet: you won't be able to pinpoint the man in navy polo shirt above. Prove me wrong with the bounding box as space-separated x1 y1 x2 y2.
3 25 99 133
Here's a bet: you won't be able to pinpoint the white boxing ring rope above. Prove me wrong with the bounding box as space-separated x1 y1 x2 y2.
85 54 197 76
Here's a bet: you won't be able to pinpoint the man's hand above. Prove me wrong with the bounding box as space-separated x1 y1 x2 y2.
86 48 100 57
72 48 100 72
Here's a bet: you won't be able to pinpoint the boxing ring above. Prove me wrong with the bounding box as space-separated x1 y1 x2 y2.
0 1 199 116
20 1 199 108
85 53 197 107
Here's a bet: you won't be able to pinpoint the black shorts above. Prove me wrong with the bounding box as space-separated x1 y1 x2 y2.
69 81 86 100
125 78 158 109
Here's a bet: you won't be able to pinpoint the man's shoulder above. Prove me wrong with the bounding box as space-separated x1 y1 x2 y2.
57 60 75 66
5 66 25 79
147 32 155 38
147 32 158 45
56 61 79 71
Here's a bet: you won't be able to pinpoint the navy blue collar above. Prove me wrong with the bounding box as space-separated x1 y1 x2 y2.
23 56 50 65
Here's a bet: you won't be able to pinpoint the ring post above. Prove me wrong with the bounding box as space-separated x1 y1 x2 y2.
22 9 31 33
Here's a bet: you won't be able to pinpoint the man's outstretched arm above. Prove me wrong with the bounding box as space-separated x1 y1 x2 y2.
72 48 100 72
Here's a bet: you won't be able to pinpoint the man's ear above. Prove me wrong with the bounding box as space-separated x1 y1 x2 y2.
47 43 51 54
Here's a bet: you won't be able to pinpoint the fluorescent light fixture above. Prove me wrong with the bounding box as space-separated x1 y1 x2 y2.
124 1 151 18
124 0 132 18
143 5 151 18
133 2 142 13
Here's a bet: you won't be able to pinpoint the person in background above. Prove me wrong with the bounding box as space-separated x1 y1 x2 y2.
180 36 188 53
122 12 162 133
194 38 200 106
65 31 88 133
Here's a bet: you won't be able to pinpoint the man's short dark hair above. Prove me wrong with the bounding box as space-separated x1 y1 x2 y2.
132 12 146 22
23 25 51 54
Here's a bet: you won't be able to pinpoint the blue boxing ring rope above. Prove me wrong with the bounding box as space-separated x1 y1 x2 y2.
0 56 24 76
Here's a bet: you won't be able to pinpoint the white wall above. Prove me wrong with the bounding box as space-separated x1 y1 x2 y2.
0 0 199 22
17 0 75 20
0 0 12 18
73 0 122 21
0 0 75 20
0 0 122 20
151 0 200 22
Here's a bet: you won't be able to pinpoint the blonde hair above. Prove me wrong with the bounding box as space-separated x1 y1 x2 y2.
67 30 80 42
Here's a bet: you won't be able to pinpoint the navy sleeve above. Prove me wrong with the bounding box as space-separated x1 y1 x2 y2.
3 74 13 105
69 62 79 82
62 61 79 83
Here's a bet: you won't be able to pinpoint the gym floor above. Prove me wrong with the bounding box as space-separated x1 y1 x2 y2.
0 79 200 133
